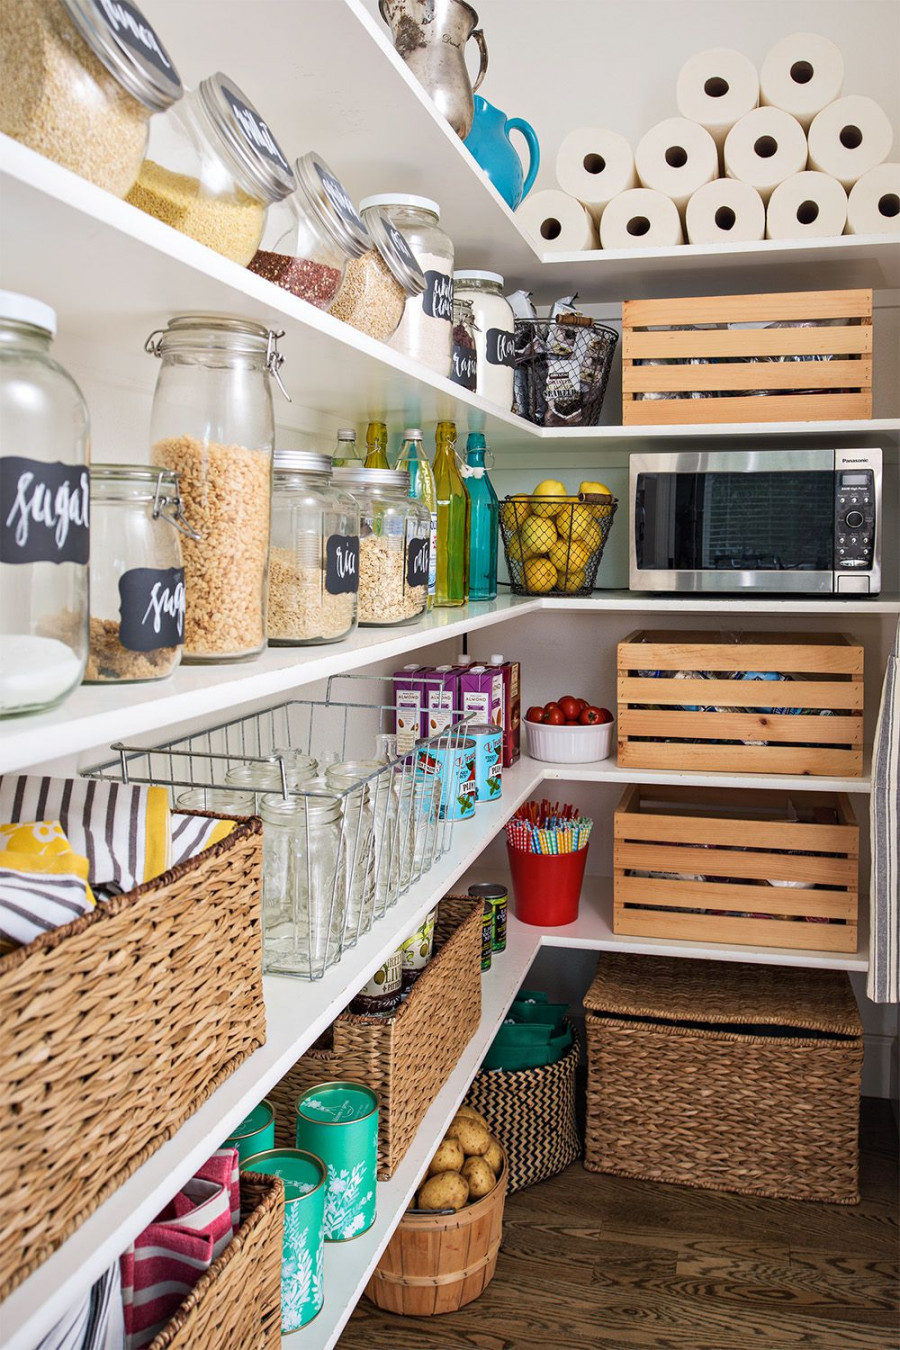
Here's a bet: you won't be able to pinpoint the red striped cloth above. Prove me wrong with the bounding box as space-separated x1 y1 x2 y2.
120 1149 240 1350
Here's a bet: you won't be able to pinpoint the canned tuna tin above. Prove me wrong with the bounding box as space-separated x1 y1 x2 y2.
416 734 476 819
469 882 508 952
468 723 502 803
480 901 493 971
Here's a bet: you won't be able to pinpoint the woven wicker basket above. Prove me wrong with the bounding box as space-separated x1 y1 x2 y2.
584 953 862 1204
0 814 265 1299
465 1037 581 1193
271 896 482 1179
147 1171 283 1349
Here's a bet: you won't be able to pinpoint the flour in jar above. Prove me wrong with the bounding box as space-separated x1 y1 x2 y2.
389 252 453 376
453 272 516 410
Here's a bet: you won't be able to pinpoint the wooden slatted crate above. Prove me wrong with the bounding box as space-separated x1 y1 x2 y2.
613 785 859 953
617 630 864 776
621 289 873 424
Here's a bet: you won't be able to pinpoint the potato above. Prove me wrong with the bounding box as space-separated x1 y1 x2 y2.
462 1156 495 1199
456 1104 489 1128
427 1136 464 1176
418 1171 469 1212
484 1136 504 1176
450 1116 491 1157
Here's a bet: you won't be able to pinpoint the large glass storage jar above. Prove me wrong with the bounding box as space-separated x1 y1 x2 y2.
250 152 370 310
0 0 182 196
324 763 376 945
147 315 284 662
331 468 430 627
260 790 346 979
452 271 515 409
86 465 188 683
359 195 454 376
268 450 359 646
330 208 425 342
127 73 295 264
0 291 89 716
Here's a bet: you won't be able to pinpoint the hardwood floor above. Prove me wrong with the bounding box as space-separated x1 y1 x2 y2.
339 1099 899 1350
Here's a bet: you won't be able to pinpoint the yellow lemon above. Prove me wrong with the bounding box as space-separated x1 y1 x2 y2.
575 520 603 552
520 515 558 557
523 556 557 593
579 480 612 497
500 495 530 532
531 478 567 518
557 567 587 593
556 502 596 541
548 538 590 573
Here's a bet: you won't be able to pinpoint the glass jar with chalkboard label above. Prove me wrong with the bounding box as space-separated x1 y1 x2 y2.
452 271 516 410
86 464 192 682
268 450 359 646
331 467 430 627
451 298 478 391
0 292 89 715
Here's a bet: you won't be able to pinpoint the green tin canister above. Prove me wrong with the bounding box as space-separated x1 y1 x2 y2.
295 1081 378 1242
223 1098 275 1163
242 1147 326 1332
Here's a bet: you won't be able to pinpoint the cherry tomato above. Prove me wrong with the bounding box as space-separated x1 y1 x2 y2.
579 706 603 725
544 701 561 715
564 718 581 725
544 708 566 725
575 698 589 714
558 695 581 720
525 705 546 724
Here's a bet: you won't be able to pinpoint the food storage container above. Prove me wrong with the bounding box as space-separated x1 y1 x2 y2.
0 291 89 715
127 72 295 264
331 468 431 626
224 755 317 810
453 271 515 408
450 297 478 390
260 789 346 980
359 194 454 376
86 464 192 683
146 315 286 662
0 0 182 196
324 763 377 945
250 151 369 309
175 787 255 814
330 208 425 342
268 450 359 646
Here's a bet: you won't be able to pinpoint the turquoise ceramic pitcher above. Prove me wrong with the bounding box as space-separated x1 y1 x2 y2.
464 96 540 209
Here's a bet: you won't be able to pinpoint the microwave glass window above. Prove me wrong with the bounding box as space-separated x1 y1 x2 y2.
637 471 834 572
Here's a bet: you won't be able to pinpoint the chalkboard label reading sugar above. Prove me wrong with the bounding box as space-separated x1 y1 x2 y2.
93 0 178 81
315 165 365 235
406 536 431 589
325 534 359 595
118 566 185 651
486 328 515 367
1 458 89 565
451 342 477 389
222 88 291 173
422 270 453 323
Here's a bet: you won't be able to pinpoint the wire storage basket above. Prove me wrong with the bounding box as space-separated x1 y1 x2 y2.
499 493 618 596
513 314 618 427
85 677 476 981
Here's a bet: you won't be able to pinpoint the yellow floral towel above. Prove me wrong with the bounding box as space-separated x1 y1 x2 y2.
0 820 95 950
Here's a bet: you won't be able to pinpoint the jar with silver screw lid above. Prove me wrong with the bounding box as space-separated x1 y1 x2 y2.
331 467 430 627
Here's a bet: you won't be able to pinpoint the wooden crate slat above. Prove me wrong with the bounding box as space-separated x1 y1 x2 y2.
612 783 853 812
616 739 863 774
618 709 863 746
614 841 858 885
622 289 873 327
615 874 857 920
617 636 863 673
623 358 872 394
614 810 859 853
617 678 863 708
622 391 873 425
625 631 857 647
621 326 872 360
612 901 859 953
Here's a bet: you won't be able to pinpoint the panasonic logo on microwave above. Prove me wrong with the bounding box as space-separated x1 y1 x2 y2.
842 457 870 463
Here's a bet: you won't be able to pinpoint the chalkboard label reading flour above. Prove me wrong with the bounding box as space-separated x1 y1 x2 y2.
325 535 359 595
118 566 185 651
406 536 431 589
422 270 453 323
486 328 515 367
1 457 89 565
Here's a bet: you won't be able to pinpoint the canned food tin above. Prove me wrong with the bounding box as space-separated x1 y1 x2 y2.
295 1081 378 1242
416 734 476 819
467 723 502 803
469 882 508 952
241 1147 326 1331
223 1097 275 1163
480 901 493 972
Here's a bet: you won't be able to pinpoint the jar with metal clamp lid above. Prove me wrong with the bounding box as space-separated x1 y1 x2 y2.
146 314 288 662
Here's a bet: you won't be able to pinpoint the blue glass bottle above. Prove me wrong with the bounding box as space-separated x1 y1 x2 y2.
464 432 498 601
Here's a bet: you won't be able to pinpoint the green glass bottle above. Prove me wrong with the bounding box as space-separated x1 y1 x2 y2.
433 420 469 607
364 420 389 468
396 428 438 610
464 432 498 601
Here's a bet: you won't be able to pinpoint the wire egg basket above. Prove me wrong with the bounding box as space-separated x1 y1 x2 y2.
499 493 618 597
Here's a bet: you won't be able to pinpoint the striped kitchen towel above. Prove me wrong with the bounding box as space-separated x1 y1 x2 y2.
0 777 169 892
169 813 238 869
0 848 94 949
867 616 899 1004
36 1259 124 1349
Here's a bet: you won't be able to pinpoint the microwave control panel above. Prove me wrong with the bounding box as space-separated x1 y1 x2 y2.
834 470 876 568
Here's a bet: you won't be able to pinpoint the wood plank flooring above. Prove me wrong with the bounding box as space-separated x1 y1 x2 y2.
338 1099 898 1350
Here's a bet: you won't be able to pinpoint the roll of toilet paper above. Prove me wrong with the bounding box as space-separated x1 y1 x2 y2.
685 178 766 244
808 95 894 190
759 32 844 130
765 170 848 239
847 162 900 234
724 107 808 203
515 188 598 251
635 117 719 214
555 127 637 224
599 188 684 249
676 48 759 151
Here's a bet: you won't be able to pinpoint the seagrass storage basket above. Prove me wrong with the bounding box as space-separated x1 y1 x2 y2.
148 1171 283 1349
584 953 862 1204
271 896 482 1179
465 1037 581 1193
0 813 265 1299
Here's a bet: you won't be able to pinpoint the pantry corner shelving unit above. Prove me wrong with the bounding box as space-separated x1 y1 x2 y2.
1 1 898 1348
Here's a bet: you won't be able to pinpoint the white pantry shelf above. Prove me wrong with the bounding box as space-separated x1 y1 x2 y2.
537 753 872 796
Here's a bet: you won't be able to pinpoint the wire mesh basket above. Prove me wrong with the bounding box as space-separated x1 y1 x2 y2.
84 677 477 981
513 314 619 427
499 494 618 597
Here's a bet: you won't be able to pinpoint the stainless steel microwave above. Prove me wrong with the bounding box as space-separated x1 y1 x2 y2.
629 448 882 595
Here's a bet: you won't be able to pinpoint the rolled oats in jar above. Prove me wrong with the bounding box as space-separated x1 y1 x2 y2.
329 209 425 343
332 467 430 627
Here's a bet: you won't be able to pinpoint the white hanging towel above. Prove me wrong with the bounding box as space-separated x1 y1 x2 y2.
867 616 899 1003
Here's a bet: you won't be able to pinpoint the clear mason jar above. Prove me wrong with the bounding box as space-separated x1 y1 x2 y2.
127 73 295 264
450 297 478 391
250 152 370 310
260 790 346 980
147 315 286 662
397 769 443 888
268 450 359 646
359 194 454 376
225 756 317 810
324 763 377 946
0 291 89 716
330 207 425 343
452 271 516 409
0 0 182 196
331 468 430 627
86 465 190 683
175 787 255 815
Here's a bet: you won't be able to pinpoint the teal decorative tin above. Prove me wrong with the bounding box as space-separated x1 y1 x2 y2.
242 1148 326 1331
223 1098 275 1163
295 1081 378 1242
416 735 476 820
468 723 502 802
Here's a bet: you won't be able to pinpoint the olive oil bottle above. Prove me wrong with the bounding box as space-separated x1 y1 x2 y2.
364 420 389 468
433 419 469 607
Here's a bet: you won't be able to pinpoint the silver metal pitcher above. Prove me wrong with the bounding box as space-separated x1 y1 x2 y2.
379 0 489 139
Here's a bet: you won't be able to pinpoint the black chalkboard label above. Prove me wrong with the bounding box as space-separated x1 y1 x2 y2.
422 270 453 323
451 343 477 389
382 218 420 276
486 327 516 367
1 457 89 566
118 566 185 651
316 165 365 235
222 88 291 173
406 536 430 589
325 535 359 595
92 0 178 81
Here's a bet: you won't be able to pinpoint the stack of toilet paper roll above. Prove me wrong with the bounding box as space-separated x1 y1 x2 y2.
516 32 898 252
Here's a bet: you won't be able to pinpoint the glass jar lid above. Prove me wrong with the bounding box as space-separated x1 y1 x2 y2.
197 73 296 203
332 467 410 492
90 463 180 498
0 289 56 335
60 0 182 112
293 152 370 259
361 209 426 296
145 315 289 398
273 450 331 475
359 192 441 220
453 270 505 287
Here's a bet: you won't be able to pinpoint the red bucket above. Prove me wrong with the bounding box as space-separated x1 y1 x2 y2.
506 842 589 927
